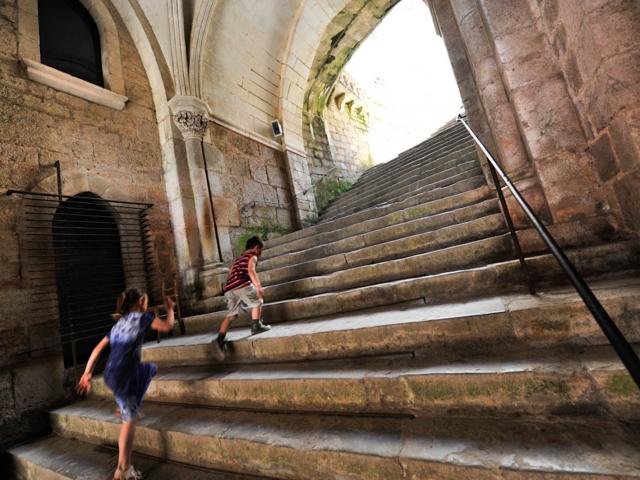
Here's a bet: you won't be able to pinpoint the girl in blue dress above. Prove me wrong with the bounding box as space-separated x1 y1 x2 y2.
76 288 174 480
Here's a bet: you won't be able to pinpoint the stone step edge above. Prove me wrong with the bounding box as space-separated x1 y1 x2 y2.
7 436 261 480
91 347 640 421
182 241 640 335
334 143 478 206
145 279 640 366
316 173 487 227
320 166 485 222
355 126 471 186
323 157 481 217
260 198 500 272
261 213 506 286
262 184 493 261
50 401 640 480
266 136 474 248
323 146 479 213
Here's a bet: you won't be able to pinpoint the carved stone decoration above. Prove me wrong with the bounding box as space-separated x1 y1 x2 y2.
174 110 209 140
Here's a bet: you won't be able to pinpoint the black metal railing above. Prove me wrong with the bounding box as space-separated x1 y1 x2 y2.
4 188 161 374
457 114 640 389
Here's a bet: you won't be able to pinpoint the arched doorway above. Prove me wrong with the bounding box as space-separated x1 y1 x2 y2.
53 192 126 367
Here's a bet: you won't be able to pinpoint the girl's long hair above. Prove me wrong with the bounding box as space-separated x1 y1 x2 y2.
112 288 144 320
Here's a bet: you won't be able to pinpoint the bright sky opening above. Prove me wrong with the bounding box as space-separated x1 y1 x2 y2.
345 0 462 164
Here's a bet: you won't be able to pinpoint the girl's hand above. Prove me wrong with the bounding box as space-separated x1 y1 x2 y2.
76 372 92 395
165 295 175 311
256 286 265 299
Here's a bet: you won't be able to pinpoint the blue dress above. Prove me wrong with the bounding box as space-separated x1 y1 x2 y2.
103 312 156 421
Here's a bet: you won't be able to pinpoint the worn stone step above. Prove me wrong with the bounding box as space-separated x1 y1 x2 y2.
321 172 487 225
261 198 500 273
354 125 471 187
322 165 484 221
323 154 480 218
7 436 261 480
326 148 479 217
143 278 640 368
262 214 507 287
182 241 640 336
330 142 478 209
324 142 478 211
264 233 512 302
93 347 640 422
50 401 640 479
263 184 493 262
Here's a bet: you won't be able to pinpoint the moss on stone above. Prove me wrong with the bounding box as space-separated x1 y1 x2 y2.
605 374 639 398
314 176 353 213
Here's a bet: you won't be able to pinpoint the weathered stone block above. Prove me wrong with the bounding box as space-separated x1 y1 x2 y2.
589 133 619 182
613 171 640 230
536 150 606 222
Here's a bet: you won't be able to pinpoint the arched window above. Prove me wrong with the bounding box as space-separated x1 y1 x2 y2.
38 0 103 87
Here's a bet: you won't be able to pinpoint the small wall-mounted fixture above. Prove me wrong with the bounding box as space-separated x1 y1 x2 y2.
271 119 283 137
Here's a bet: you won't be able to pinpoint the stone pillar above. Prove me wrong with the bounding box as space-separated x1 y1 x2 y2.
283 147 317 228
169 95 228 298
476 0 610 230
448 0 552 228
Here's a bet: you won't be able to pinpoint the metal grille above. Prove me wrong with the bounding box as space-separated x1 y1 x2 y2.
8 190 157 368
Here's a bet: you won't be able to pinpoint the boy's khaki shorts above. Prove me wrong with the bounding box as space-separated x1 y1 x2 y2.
224 284 263 316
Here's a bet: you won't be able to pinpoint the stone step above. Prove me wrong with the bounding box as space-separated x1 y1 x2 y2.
261 198 500 273
180 241 640 335
264 233 513 302
354 124 470 187
330 141 477 209
322 153 480 219
262 184 493 262
93 347 640 422
320 170 487 224
7 436 260 480
321 164 484 221
142 278 640 367
261 214 507 287
325 146 478 216
50 401 640 479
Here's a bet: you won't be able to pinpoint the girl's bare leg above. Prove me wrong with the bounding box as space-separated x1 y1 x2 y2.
251 304 262 321
117 420 136 473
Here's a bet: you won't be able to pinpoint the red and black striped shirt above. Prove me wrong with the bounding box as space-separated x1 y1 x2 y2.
224 252 257 292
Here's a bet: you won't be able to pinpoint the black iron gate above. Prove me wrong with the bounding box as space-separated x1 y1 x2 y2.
6 189 157 368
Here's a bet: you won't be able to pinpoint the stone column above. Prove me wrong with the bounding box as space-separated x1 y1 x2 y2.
476 0 614 242
448 0 552 228
169 96 228 298
283 147 317 228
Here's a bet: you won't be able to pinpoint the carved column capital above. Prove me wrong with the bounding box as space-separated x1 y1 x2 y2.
173 110 209 140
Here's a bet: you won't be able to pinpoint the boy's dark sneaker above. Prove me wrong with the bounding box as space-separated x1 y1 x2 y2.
212 335 226 361
251 319 271 335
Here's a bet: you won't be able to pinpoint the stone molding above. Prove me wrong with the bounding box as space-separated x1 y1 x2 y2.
17 0 127 96
173 110 209 140
168 95 212 140
23 59 128 110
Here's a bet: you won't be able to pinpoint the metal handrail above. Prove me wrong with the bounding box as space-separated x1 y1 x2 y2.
457 114 640 389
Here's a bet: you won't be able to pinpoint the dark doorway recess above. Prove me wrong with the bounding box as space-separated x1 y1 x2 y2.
38 0 104 87
53 193 125 367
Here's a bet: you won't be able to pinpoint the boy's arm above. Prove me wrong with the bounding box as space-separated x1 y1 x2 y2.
76 336 110 394
248 256 264 298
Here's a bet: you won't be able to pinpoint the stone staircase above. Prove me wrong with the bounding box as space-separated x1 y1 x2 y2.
8 122 640 479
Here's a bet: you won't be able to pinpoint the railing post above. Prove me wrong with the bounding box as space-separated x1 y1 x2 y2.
457 114 640 390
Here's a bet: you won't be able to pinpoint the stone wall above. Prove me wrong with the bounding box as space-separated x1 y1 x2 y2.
0 0 174 448
203 123 296 257
532 0 640 234
304 73 374 187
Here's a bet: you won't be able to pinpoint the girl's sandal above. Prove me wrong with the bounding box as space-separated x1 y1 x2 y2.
114 466 143 480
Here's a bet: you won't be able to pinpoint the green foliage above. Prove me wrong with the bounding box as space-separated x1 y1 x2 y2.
233 220 290 258
314 176 352 213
